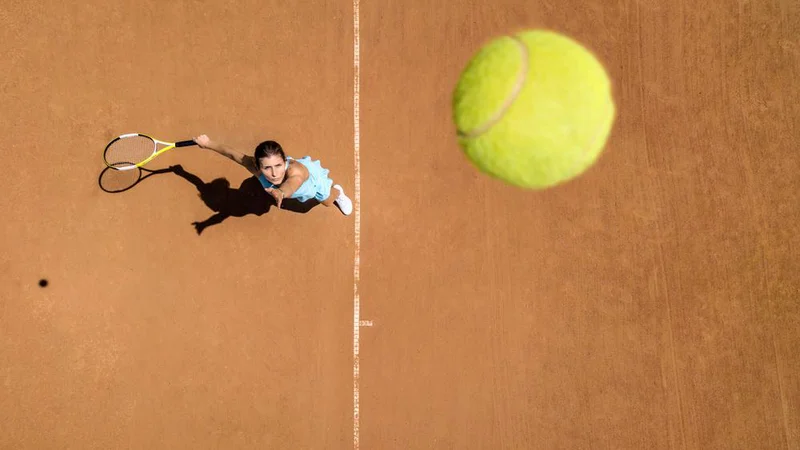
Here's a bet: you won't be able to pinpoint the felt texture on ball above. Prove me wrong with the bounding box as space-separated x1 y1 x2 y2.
452 30 616 189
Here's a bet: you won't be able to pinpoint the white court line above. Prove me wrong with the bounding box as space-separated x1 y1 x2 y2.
352 0 361 448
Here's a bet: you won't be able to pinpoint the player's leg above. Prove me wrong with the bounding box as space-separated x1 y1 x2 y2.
321 184 353 215
321 191 335 207
300 156 352 215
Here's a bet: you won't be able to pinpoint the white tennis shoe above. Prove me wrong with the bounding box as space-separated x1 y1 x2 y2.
333 185 353 216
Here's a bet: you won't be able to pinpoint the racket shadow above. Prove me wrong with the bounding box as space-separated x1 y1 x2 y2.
169 165 320 235
98 164 176 193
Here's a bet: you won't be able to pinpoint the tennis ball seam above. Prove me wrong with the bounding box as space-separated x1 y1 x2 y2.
456 35 529 139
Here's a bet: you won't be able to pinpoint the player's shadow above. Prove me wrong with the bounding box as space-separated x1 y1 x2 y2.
171 165 320 235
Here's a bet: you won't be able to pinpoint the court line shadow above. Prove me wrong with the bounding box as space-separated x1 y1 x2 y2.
170 165 320 235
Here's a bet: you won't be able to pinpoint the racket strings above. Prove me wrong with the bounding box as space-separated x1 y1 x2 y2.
105 135 156 167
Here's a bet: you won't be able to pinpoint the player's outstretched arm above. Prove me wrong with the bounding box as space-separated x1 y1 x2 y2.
194 134 258 175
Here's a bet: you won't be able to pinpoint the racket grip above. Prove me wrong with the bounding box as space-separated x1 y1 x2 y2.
176 140 197 147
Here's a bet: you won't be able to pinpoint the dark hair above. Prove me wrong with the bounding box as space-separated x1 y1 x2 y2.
254 140 286 168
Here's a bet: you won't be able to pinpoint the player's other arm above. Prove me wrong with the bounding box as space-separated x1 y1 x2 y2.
264 164 308 208
194 134 258 175
276 164 308 198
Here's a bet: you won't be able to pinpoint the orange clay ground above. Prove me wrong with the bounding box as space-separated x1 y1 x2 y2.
1 0 798 449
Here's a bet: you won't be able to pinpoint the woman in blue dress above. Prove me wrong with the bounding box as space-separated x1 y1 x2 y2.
193 134 353 216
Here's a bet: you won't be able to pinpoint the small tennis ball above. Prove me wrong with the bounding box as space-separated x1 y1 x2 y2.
453 29 616 189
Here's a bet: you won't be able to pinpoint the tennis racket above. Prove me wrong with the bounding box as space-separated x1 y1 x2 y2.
104 133 197 171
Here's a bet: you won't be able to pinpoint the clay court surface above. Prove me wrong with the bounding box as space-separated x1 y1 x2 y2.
1 0 799 448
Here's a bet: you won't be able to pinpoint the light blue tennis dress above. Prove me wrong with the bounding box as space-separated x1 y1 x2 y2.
256 156 334 203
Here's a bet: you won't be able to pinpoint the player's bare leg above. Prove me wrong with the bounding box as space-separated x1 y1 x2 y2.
322 184 352 215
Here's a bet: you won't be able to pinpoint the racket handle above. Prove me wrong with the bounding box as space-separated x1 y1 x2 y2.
176 140 197 147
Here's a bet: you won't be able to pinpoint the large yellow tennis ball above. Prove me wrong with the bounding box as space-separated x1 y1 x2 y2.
453 30 616 189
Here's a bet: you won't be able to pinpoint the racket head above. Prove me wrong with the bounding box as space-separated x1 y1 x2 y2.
103 133 159 170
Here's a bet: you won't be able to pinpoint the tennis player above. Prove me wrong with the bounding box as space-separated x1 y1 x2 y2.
193 134 353 216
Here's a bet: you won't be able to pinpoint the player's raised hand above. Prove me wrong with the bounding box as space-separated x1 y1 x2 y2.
264 187 284 208
194 134 213 149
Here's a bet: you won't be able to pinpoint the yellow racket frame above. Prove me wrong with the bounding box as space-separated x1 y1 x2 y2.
103 133 197 171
